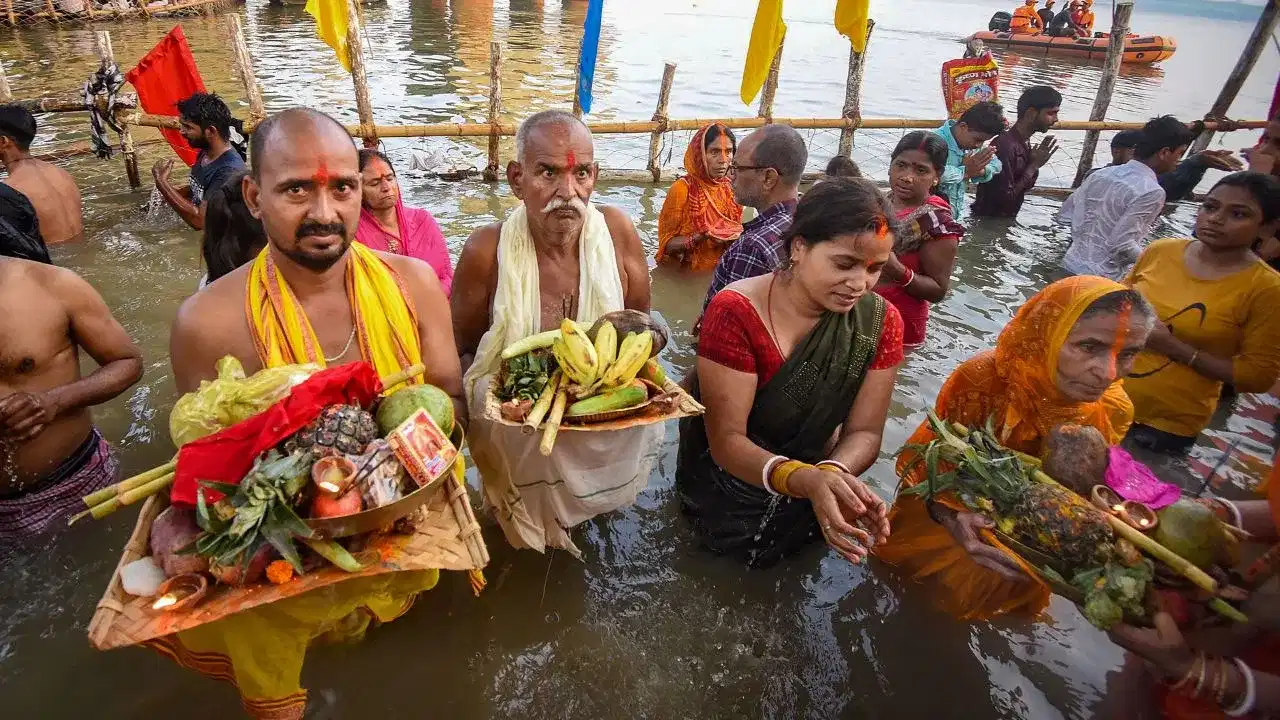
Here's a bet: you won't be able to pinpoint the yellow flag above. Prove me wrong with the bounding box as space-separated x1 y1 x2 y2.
740 0 786 107
834 0 872 53
305 0 352 73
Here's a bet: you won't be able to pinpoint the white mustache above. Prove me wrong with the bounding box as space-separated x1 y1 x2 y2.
542 196 588 216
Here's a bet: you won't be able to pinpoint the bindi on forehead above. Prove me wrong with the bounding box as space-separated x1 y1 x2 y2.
566 150 577 168
312 159 331 185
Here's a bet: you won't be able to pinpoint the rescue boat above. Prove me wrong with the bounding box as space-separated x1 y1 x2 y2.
970 12 1176 65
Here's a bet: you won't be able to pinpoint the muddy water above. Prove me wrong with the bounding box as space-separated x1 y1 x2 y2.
1 0 1278 717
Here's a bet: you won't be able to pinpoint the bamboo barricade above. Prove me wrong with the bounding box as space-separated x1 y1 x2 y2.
227 14 266 124
838 20 874 158
346 0 377 148
95 30 141 189
646 63 677 182
484 41 503 182
757 30 785 121
1072 1 1133 188
1190 0 1280 154
0 58 11 102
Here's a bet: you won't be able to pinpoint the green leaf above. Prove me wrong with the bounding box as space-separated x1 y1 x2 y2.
199 479 244 497
268 501 315 540
262 526 306 575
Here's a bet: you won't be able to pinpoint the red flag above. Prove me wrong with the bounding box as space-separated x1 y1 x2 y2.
124 26 206 167
170 362 384 507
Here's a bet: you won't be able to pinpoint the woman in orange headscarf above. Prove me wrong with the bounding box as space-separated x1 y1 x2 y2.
876 276 1155 620
656 123 744 271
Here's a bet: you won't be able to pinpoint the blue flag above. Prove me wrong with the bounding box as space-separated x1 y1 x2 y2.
576 0 605 114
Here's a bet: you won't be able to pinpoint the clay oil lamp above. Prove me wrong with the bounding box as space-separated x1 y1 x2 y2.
150 573 209 613
310 456 363 518
1121 500 1158 532
1090 485 1124 515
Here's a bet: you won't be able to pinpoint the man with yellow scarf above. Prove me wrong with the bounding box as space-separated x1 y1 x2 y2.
167 108 463 718
451 110 660 557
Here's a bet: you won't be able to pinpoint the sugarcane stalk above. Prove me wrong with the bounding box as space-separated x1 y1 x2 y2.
1106 514 1219 593
539 388 568 456
522 370 561 434
69 471 176 525
378 363 426 393
1208 597 1249 624
82 458 177 507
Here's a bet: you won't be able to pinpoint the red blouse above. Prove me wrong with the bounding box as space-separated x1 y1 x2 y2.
698 290 904 385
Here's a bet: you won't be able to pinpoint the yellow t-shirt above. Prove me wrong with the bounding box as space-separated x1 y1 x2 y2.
1125 237 1280 437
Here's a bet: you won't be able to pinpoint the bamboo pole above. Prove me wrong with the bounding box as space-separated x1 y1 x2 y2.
2 0 14 28
572 55 583 118
0 58 11 102
10 94 138 114
484 41 502 182
1190 0 1280 154
345 0 377 147
646 63 676 182
228 14 267 124
1072 1 1133 188
44 0 58 23
838 20 875 157
756 30 785 121
96 31 141 189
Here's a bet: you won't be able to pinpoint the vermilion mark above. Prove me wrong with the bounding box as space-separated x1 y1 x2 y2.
566 150 577 168
1108 299 1133 377
313 159 331 185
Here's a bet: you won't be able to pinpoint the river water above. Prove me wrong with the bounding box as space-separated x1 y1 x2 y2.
2 0 1279 717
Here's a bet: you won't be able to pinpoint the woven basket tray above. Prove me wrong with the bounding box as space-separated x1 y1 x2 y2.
87 468 489 651
482 377 705 433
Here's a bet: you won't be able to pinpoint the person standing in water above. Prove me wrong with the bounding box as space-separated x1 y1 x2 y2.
199 170 265 288
0 257 143 536
152 93 247 231
934 100 1005 218
355 149 454 296
655 123 743 272
0 105 83 245
972 86 1060 219
877 132 966 348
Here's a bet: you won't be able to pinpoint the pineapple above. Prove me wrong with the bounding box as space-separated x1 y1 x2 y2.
1005 481 1114 569
287 404 379 457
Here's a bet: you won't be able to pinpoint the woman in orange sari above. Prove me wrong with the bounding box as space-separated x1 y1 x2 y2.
876 276 1155 620
655 123 743 271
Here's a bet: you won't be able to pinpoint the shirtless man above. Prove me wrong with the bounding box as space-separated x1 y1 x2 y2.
0 105 84 245
169 107 463 419
0 258 142 536
451 110 656 556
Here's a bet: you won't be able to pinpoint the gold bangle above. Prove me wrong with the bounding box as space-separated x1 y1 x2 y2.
770 460 810 498
1172 653 1204 694
1214 657 1232 706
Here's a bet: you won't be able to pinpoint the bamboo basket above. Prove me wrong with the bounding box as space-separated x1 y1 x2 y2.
86 463 488 651
481 377 704 433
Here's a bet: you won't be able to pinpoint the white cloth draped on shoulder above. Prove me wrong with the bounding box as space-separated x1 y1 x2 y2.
463 203 663 556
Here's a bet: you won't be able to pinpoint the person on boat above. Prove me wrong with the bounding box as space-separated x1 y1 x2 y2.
356 149 453 296
0 257 142 537
1009 0 1044 34
1121 172 1280 456
677 177 900 568
877 131 965 348
876 276 1155 620
152 92 247 231
0 105 83 245
451 110 658 556
1072 0 1096 37
167 107 462 718
1061 116 1197 281
702 124 807 309
0 182 50 264
1045 0 1078 37
822 155 861 180
1037 0 1057 30
655 123 743 272
972 86 1060 219
934 100 1005 218
199 169 265 289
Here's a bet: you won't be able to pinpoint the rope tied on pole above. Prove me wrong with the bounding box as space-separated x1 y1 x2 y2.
83 61 125 160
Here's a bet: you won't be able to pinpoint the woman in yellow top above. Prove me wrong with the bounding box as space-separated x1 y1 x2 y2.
876 276 1155 620
1124 172 1280 455
655 123 744 271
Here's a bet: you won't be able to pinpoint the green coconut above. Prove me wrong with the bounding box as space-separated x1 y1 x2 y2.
377 384 455 437
1153 499 1225 570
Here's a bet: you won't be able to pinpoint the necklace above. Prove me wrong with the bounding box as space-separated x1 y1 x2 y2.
325 326 357 363
765 272 783 352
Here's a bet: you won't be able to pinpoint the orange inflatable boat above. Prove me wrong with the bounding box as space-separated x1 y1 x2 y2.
968 30 1177 65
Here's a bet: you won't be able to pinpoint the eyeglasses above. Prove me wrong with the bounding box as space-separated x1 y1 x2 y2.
727 163 775 176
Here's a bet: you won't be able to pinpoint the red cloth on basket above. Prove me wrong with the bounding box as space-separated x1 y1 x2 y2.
170 362 384 507
124 26 206 168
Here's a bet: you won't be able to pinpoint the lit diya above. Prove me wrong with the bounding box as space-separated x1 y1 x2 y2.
1090 484 1124 514
310 456 363 518
1120 499 1158 531
150 573 208 613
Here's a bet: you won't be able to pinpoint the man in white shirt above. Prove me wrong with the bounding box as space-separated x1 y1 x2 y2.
1061 116 1196 280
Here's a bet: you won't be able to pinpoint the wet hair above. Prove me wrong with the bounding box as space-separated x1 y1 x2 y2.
0 105 36 151
249 107 352 179
1078 289 1157 333
703 123 736 154
1016 86 1062 118
779 177 893 264
892 131 949 177
514 110 590 161
1135 116 1196 160
201 170 266 283
958 101 1006 137
824 155 861 178
751 124 808 186
1208 171 1280 223
177 93 235 141
1110 129 1143 150
358 148 394 174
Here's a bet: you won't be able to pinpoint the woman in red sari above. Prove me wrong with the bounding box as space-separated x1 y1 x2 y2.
355 149 454 296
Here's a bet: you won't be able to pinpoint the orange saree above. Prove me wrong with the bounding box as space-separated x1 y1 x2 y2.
655 124 743 271
876 276 1136 620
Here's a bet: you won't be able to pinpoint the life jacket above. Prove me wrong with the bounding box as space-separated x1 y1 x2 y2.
1010 6 1042 33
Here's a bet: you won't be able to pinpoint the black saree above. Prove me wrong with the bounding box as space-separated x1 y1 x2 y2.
676 292 886 568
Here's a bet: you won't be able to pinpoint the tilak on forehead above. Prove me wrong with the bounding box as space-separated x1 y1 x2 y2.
566 150 577 168
1106 298 1133 377
312 159 330 185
